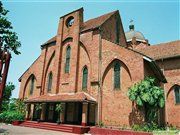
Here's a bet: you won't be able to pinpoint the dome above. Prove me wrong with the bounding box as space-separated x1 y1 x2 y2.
125 24 146 42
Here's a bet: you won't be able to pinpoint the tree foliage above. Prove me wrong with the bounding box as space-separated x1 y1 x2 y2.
10 98 26 114
0 98 26 123
0 1 21 55
55 103 63 113
0 82 25 123
128 77 165 123
35 103 42 111
128 77 165 108
2 82 15 111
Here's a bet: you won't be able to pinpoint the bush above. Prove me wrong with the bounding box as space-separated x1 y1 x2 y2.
99 121 104 127
132 122 159 132
0 111 25 123
128 77 165 123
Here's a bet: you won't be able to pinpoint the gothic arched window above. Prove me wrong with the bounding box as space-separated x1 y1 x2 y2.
82 66 88 90
30 75 35 95
65 46 71 73
47 72 53 92
174 85 180 104
114 61 121 89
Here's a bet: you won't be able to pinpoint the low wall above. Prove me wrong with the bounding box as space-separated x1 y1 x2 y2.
90 127 153 135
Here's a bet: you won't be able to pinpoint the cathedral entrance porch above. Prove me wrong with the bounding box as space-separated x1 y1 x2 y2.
24 92 96 126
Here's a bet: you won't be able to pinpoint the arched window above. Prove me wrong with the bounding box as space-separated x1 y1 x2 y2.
174 85 180 104
114 61 121 89
47 72 53 92
82 66 88 90
65 46 71 73
30 75 35 95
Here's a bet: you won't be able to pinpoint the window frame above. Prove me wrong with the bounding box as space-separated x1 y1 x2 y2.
82 66 88 90
30 75 35 95
174 85 180 104
114 61 121 90
65 45 71 73
47 72 53 92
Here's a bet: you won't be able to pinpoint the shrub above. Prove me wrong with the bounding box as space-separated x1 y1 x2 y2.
132 122 160 132
99 121 104 127
0 111 25 123
128 77 165 123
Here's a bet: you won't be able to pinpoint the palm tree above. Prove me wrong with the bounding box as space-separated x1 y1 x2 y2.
55 103 63 124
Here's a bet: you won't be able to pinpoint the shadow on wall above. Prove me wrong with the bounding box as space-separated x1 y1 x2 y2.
129 102 145 126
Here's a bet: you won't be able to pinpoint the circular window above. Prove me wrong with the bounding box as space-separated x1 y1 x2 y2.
66 16 74 27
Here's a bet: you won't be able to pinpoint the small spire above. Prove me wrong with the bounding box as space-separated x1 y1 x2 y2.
129 19 134 31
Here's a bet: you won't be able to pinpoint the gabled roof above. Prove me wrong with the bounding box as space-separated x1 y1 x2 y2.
41 10 117 47
81 10 117 32
103 38 167 83
137 40 180 60
25 92 96 103
18 55 41 82
41 36 57 48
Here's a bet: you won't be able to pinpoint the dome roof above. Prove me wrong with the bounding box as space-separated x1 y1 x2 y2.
125 24 146 42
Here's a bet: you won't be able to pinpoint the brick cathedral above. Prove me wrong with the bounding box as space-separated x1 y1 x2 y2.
18 8 180 128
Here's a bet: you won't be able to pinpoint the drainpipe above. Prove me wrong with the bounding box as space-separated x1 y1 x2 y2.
97 27 103 124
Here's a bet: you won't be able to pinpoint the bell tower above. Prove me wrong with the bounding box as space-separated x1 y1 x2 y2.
54 8 84 93
58 7 83 40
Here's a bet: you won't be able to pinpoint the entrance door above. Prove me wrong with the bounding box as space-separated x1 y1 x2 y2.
88 103 96 125
45 103 55 122
53 103 59 122
32 104 41 121
65 102 82 125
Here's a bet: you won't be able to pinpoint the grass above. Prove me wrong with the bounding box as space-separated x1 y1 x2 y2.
153 129 180 135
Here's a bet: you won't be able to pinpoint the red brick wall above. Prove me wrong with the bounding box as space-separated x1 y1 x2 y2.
18 9 177 128
101 11 127 46
101 39 145 126
157 58 180 127
19 50 45 99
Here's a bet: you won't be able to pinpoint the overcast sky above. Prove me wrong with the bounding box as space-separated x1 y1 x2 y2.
2 0 179 98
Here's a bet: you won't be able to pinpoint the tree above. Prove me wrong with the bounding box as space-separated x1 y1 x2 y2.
128 77 165 124
0 98 25 123
35 103 42 111
1 82 15 111
0 1 21 111
0 1 21 55
55 103 63 124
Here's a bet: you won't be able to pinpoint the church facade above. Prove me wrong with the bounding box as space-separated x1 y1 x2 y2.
18 8 180 128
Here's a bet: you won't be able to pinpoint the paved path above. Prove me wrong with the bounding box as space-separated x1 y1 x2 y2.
0 124 76 135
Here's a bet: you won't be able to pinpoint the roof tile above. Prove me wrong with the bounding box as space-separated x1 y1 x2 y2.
25 92 96 103
136 40 180 60
81 10 117 32
41 10 117 46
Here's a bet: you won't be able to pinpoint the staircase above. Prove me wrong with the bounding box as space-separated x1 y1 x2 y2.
18 121 90 134
20 121 73 133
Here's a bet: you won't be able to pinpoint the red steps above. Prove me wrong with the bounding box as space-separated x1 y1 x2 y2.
19 121 73 133
18 121 90 134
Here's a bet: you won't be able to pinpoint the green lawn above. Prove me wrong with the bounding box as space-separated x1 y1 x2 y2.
153 130 180 135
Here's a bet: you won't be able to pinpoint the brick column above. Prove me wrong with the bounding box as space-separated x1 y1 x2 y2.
40 103 46 121
81 102 88 126
60 103 65 123
30 104 34 120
